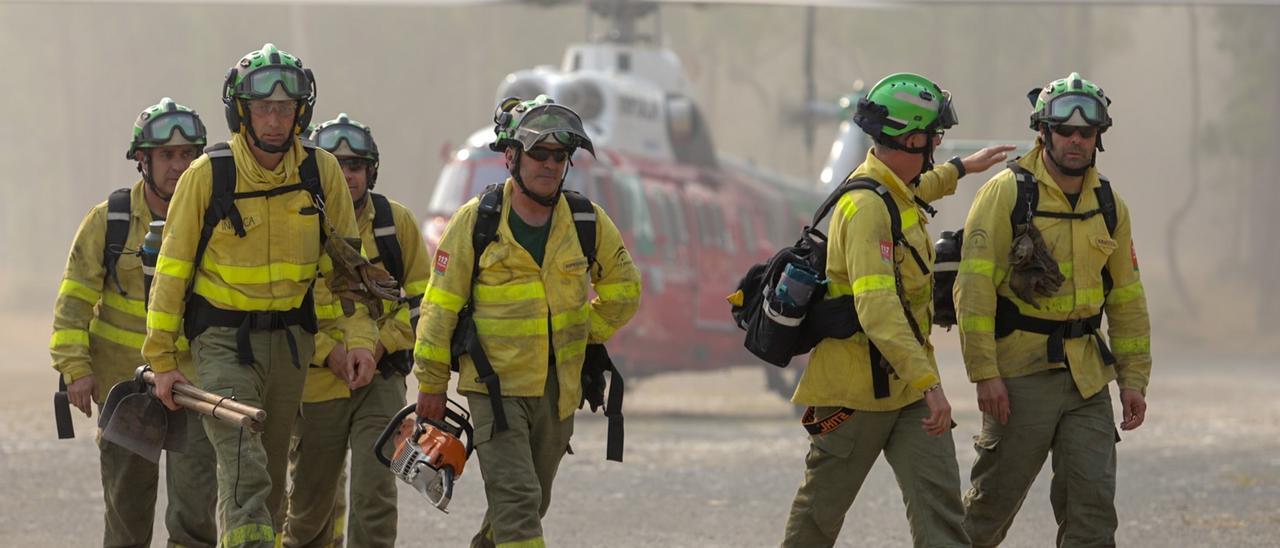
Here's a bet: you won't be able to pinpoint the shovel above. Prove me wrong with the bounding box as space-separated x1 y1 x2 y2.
100 376 187 464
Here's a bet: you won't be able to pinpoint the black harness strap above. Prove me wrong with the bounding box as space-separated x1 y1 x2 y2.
183 142 323 368
104 187 133 295
454 184 508 431
1001 162 1118 366
368 193 415 378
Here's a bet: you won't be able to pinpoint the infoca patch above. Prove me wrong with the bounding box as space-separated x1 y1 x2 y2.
435 250 450 275
880 240 893 263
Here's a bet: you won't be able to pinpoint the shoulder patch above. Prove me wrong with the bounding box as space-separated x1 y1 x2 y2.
879 240 893 263
434 249 450 275
1130 241 1139 271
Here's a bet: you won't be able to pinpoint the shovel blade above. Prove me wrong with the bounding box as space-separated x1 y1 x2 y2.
102 392 168 463
99 379 144 430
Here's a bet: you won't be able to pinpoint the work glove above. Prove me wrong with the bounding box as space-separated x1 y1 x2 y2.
1007 222 1065 307
324 234 403 319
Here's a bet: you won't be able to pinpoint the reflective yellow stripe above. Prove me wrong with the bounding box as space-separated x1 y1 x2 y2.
589 311 617 340
961 316 995 333
1059 261 1073 279
595 281 641 301
1111 336 1150 354
49 329 89 349
426 286 466 313
315 302 343 321
900 207 919 230
58 279 101 304
1108 281 1145 306
475 316 546 337
552 303 592 331
1077 287 1106 307
204 259 317 285
852 275 896 295
89 318 144 349
414 342 450 364
394 306 410 325
836 194 858 220
959 259 995 278
102 291 146 318
1017 287 1106 314
827 282 853 298
474 281 545 303
558 338 588 361
404 279 430 296
156 255 193 279
495 537 546 548
193 278 306 311
148 310 183 333
220 523 274 547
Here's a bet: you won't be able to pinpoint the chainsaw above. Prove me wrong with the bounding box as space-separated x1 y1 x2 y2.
374 399 474 512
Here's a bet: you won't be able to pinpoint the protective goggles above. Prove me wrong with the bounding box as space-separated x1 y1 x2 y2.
1042 93 1108 126
314 124 376 158
139 111 206 146
235 65 312 100
513 104 595 156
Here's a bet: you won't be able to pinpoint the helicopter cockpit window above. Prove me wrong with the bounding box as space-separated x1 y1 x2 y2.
645 193 672 261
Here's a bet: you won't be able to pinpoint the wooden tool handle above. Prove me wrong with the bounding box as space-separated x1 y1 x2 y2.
172 393 264 433
143 370 267 422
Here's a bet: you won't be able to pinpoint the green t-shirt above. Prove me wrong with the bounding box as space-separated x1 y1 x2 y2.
508 208 551 266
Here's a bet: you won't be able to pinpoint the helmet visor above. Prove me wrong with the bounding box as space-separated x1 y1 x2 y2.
140 111 206 146
513 104 595 155
314 124 375 158
1044 93 1107 126
238 65 311 99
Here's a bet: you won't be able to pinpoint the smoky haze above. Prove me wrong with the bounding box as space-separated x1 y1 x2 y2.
2 2 1276 356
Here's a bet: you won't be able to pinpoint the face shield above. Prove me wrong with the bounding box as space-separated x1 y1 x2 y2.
512 104 595 157
936 90 958 130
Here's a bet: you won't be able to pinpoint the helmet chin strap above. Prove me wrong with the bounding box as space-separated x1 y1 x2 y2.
876 132 937 182
1040 126 1092 177
510 149 565 208
243 101 295 154
139 151 174 202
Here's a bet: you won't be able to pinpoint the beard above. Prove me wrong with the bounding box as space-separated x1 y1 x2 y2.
1049 141 1094 170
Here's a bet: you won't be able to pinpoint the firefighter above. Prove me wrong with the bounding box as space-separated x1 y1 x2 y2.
143 44 378 548
283 114 431 548
781 72 1011 548
50 98 217 547
413 96 642 548
955 72 1152 547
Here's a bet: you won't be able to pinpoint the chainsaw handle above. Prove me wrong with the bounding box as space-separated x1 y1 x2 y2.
374 404 418 467
440 405 475 459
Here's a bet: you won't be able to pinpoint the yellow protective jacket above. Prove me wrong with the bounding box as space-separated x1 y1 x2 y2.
792 151 962 411
304 195 431 403
956 145 1152 397
50 181 195 400
143 135 378 373
413 179 642 419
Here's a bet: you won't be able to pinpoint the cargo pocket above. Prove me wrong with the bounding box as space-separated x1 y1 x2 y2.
973 430 1001 454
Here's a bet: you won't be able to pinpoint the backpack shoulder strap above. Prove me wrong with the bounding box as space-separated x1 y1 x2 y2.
470 183 505 279
103 187 133 293
1007 159 1039 227
189 142 237 300
562 190 597 268
369 193 404 283
813 176 891 230
1094 174 1117 237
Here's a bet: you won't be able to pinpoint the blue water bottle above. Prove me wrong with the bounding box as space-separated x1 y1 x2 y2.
775 263 819 309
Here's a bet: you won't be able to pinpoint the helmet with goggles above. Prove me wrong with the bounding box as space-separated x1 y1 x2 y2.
311 113 379 162
221 43 316 135
490 95 595 157
125 97 207 159
854 72 957 141
1028 72 1112 130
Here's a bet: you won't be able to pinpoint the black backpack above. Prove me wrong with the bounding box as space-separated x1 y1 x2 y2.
449 185 625 462
730 176 927 382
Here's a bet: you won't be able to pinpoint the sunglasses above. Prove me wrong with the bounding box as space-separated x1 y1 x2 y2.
1050 125 1098 139
524 146 574 163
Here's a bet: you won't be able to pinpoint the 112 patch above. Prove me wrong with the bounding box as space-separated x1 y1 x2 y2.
880 240 893 263
1130 241 1139 272
435 250 450 276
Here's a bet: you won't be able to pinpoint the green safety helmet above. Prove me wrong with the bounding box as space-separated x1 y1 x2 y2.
311 113 379 162
1027 72 1112 130
490 95 595 157
853 72 957 140
125 97 207 160
221 43 316 135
